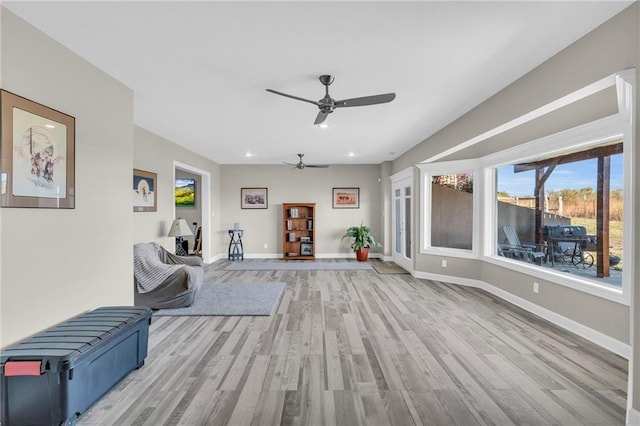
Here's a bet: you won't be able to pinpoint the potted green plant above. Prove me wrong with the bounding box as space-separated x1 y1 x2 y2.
342 222 381 261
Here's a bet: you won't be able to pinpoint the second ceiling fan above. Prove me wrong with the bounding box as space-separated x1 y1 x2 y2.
266 75 396 125
284 153 329 170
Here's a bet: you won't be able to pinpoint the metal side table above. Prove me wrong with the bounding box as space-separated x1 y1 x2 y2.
228 229 244 260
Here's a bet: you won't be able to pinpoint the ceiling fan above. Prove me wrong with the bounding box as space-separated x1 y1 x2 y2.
266 75 396 125
284 153 329 170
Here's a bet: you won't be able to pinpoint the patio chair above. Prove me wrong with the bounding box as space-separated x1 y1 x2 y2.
502 225 546 264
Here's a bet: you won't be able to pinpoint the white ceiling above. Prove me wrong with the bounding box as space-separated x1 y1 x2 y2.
3 1 632 166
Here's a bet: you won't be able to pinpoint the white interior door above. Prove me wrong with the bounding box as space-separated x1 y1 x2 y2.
392 176 412 271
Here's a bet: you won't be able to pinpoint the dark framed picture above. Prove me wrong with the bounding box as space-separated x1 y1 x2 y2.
332 187 359 209
133 169 157 212
241 187 268 209
1 90 75 208
175 177 195 207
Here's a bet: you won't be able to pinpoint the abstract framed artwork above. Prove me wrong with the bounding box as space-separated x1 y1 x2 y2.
133 169 157 212
175 177 195 207
0 90 75 208
241 187 268 209
333 187 359 209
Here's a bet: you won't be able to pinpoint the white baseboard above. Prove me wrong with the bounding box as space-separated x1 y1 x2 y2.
239 252 385 260
204 254 224 263
627 408 640 425
241 253 282 259
413 271 630 359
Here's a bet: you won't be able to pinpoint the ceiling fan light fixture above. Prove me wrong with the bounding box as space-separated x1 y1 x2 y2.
316 122 328 129
266 75 396 126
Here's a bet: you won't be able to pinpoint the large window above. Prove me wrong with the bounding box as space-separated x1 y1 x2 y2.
420 70 633 304
495 144 623 289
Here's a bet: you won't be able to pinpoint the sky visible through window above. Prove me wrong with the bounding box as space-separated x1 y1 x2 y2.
497 154 623 197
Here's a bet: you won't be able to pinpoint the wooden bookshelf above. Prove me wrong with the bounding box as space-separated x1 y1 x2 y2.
283 203 315 260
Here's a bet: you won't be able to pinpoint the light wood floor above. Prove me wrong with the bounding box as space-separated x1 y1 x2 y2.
79 260 627 425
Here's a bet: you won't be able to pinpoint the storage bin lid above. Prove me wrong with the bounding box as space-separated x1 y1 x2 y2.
1 306 151 372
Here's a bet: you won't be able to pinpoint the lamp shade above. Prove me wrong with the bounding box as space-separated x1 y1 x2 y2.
168 218 193 237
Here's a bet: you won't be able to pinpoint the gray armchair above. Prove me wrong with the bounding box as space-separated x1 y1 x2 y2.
133 242 203 309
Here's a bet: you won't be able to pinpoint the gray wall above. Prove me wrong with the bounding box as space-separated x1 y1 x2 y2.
133 126 222 258
392 4 637 344
0 9 134 346
0 10 224 346
220 164 382 258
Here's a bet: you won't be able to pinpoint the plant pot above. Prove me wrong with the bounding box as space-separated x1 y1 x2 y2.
355 247 370 262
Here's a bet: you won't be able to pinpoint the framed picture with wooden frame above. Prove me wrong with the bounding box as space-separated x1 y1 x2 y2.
241 187 268 209
332 187 359 209
1 90 75 208
133 168 157 212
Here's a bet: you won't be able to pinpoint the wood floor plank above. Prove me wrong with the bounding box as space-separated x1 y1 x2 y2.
403 390 455 426
250 390 286 426
438 353 515 426
226 354 271 426
324 330 345 390
78 260 627 425
483 353 581 425
360 392 391 426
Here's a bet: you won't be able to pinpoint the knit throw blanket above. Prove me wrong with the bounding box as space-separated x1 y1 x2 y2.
134 242 183 293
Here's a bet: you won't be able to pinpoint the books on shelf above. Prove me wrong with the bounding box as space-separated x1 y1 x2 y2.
286 220 292 230
288 232 296 242
288 208 299 218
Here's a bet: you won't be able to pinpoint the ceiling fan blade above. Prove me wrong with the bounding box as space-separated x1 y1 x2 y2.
334 93 396 108
283 162 297 166
266 89 320 106
305 164 330 168
314 111 329 125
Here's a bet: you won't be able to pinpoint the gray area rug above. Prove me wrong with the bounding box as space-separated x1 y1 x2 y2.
224 261 373 271
153 282 286 316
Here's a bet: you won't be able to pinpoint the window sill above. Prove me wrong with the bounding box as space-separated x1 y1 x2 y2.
421 246 477 259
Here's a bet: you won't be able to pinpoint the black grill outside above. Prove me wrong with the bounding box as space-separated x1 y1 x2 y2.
543 225 587 239
543 225 592 251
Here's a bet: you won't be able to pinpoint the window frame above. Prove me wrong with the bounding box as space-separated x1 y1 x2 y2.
419 70 634 306
419 161 481 259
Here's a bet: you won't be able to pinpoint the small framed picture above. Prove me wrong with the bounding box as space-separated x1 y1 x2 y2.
133 169 157 212
175 177 195 207
332 187 359 209
1 90 75 209
241 187 268 209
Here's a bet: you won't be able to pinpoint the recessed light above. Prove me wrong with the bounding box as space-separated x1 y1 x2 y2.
348 152 355 157
245 152 253 157
317 123 328 129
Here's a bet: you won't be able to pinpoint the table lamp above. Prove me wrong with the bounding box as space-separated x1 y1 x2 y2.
168 218 193 256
